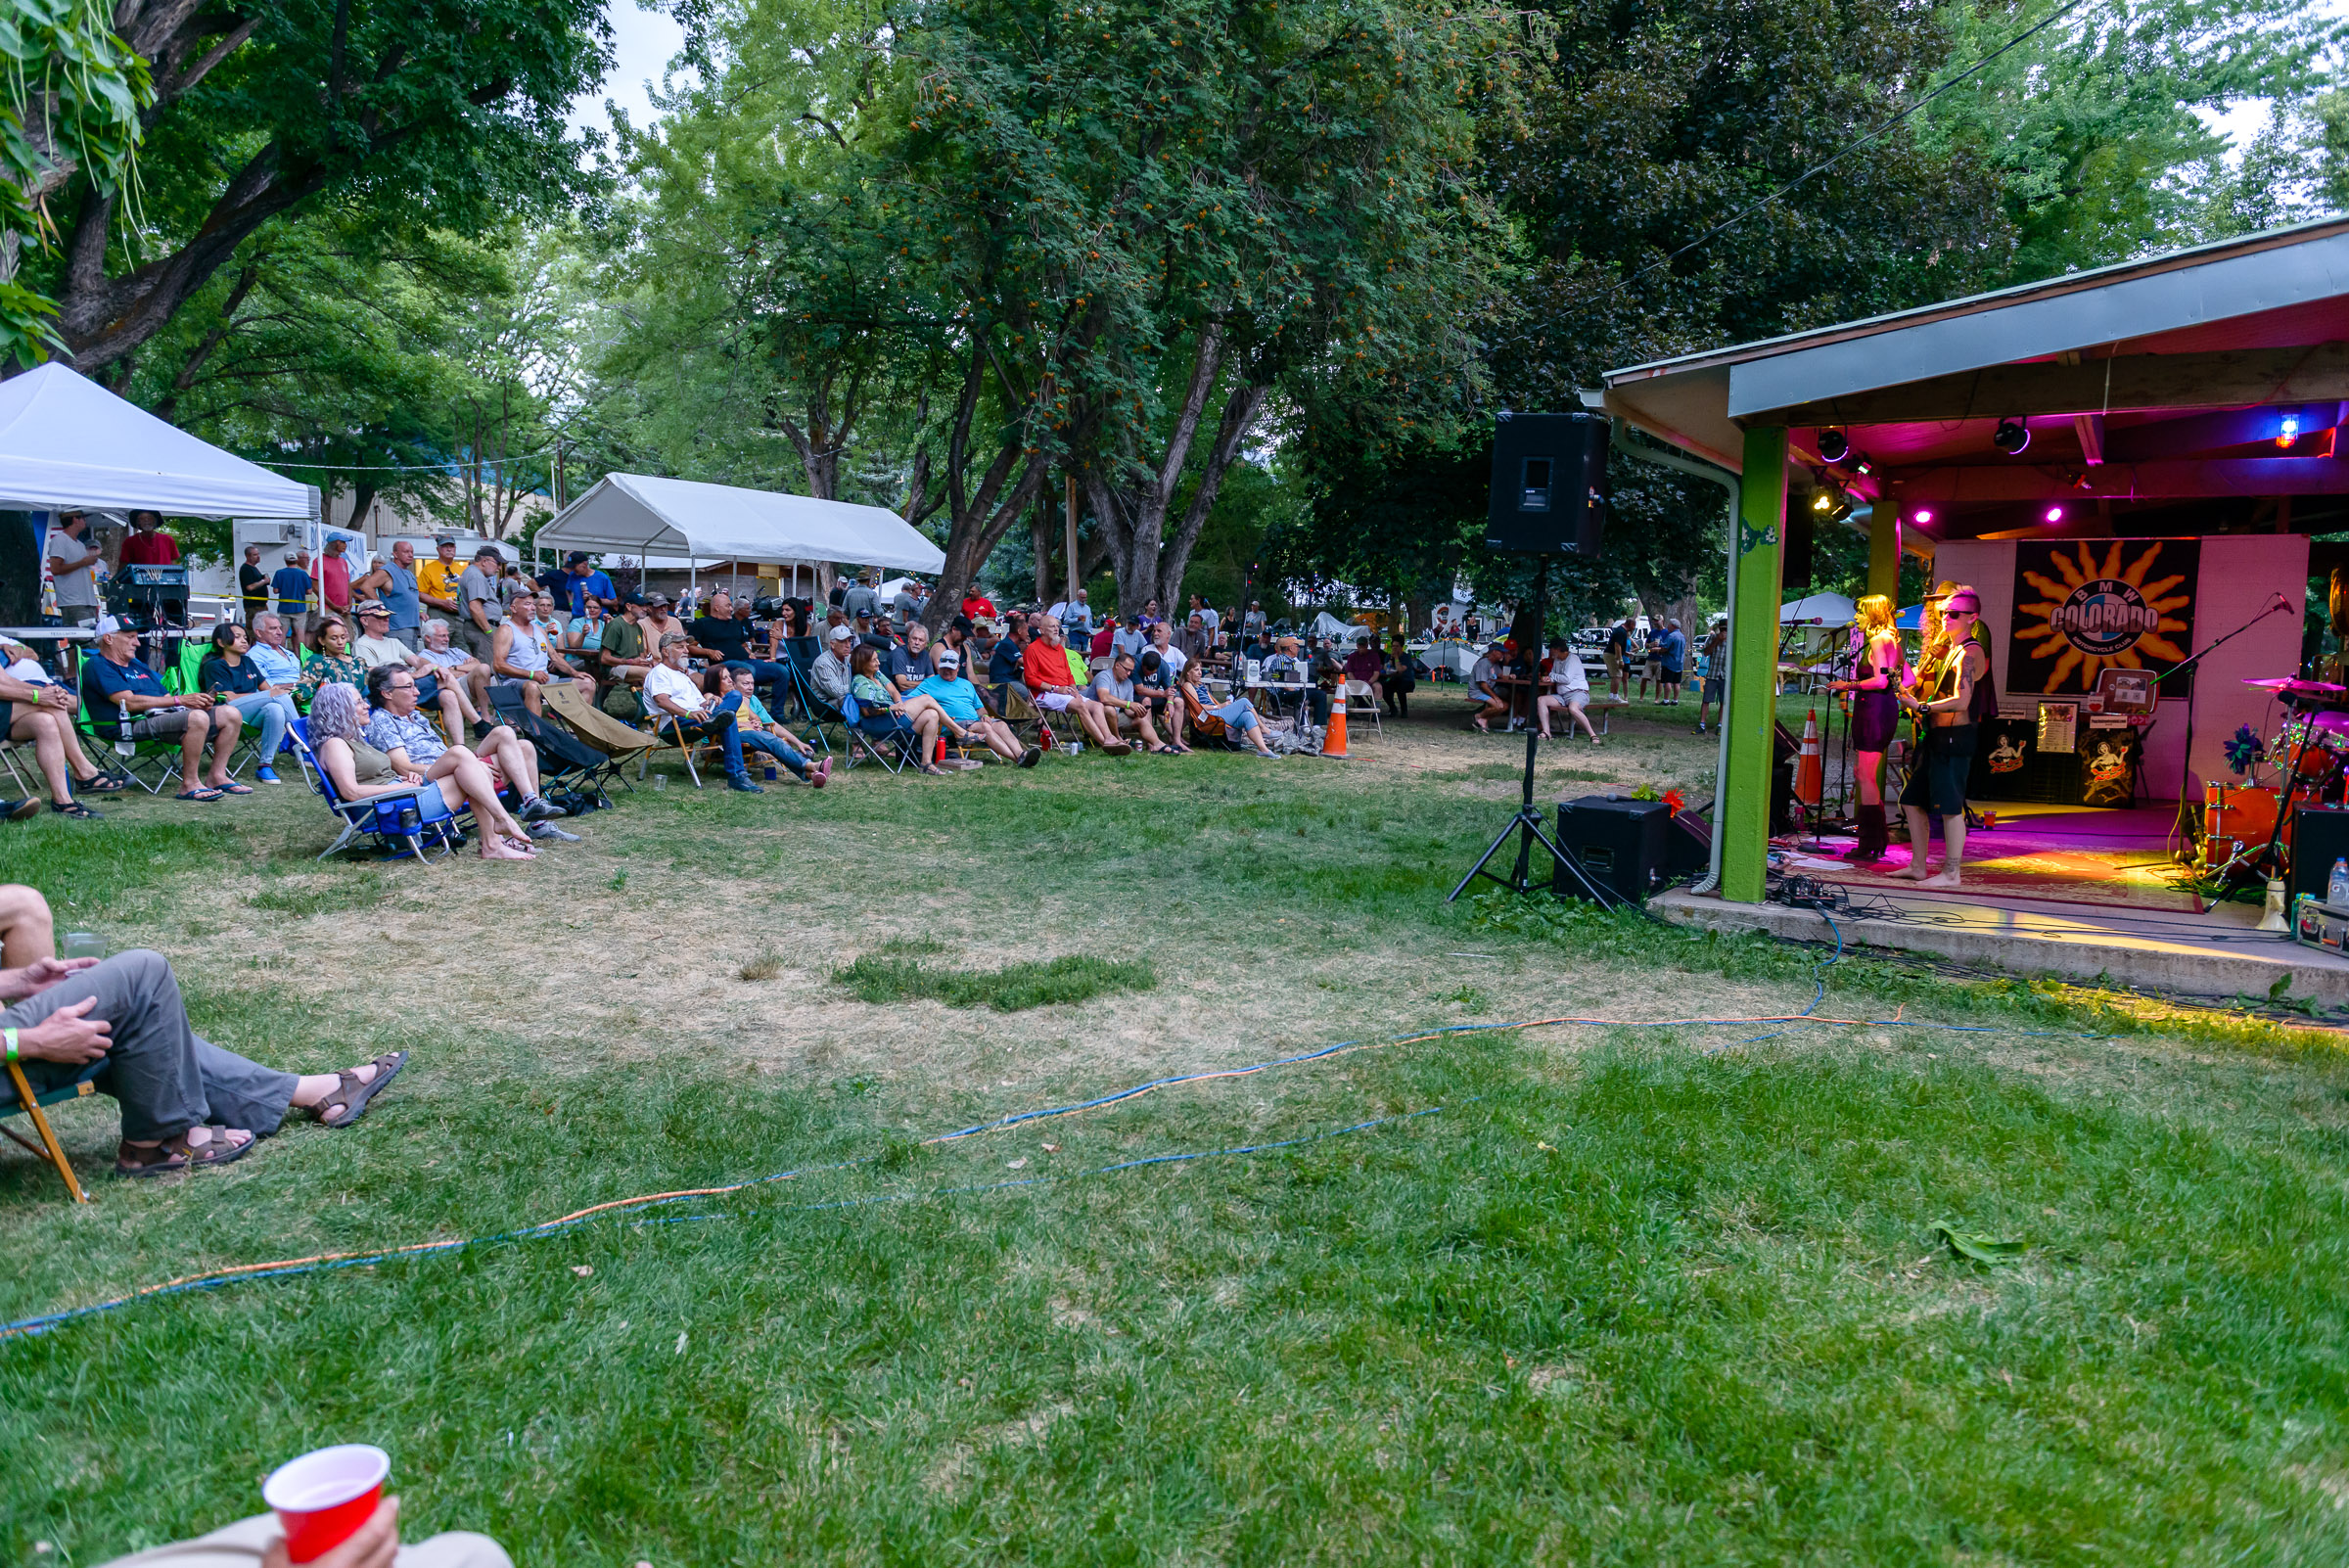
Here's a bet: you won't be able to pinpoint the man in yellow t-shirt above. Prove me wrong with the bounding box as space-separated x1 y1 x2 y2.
416 534 466 630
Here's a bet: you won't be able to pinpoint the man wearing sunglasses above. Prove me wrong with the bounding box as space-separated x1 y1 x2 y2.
1895 587 1989 888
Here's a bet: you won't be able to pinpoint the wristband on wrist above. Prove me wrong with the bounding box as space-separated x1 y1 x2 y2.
4 1027 18 1065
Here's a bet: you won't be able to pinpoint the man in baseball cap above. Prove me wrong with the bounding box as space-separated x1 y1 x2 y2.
905 645 1039 767
809 622 855 707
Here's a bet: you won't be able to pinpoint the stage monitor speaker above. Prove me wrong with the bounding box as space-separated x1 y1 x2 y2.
1553 796 1670 902
2289 806 2349 906
1783 511 1815 593
1488 411 1609 556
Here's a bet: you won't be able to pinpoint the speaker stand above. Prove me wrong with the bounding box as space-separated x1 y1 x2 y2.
1447 557 1619 907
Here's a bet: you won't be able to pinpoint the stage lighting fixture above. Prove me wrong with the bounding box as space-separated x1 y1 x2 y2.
1993 418 2031 455
1829 496 1853 524
2044 504 2065 524
1812 486 1835 513
1816 428 1850 463
1911 506 1934 525
2280 414 2302 449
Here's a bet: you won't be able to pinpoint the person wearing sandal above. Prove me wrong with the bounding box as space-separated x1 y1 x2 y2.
199 623 301 783
0 886 406 1178
79 616 252 801
311 683 540 861
0 657 121 818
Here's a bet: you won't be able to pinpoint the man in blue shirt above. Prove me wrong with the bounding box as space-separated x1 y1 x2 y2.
905 649 1037 765
268 552 315 647
563 552 615 619
1657 619 1688 705
79 618 250 801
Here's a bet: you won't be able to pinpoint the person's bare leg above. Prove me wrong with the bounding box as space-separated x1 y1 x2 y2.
436 689 468 737
203 705 240 786
1137 708 1165 750
0 883 55 967
178 711 209 790
1893 806 1936 879
912 710 942 766
1535 695 1557 739
1570 701 1599 742
56 713 101 782
522 681 544 717
1918 812 1966 887
288 1059 390 1111
467 666 491 717
15 711 71 802
483 729 539 798
444 761 533 853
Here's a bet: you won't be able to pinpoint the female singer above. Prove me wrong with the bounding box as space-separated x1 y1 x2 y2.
1896 585 1988 886
1825 594 1903 861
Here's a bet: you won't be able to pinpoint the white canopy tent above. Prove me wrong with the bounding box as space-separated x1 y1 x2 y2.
536 473 945 578
1779 591 1857 627
0 362 312 518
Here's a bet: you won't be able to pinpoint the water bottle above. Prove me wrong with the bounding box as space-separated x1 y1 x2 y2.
2330 857 2348 907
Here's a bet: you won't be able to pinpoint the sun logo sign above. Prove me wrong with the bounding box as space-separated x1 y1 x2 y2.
2009 539 2196 696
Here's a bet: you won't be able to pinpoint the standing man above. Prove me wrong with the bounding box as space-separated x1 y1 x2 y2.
1605 617 1631 699
236 544 268 625
1895 586 1987 889
1657 618 1686 705
1048 587 1093 643
46 511 102 639
563 552 615 621
317 535 355 632
1241 600 1267 643
457 545 505 665
417 534 466 627
118 510 180 566
268 550 314 647
842 570 882 624
79 617 248 801
357 539 425 649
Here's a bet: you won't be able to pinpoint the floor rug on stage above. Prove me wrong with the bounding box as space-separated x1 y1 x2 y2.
1775 806 2205 912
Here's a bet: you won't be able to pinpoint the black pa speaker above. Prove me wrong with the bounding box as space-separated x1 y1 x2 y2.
1488 411 1609 556
1783 510 1815 594
1553 796 1671 902
2290 806 2349 906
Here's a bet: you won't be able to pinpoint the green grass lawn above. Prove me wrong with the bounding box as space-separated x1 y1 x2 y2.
6 699 2349 1564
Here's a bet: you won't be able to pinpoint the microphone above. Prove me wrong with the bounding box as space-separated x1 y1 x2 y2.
2274 593 2297 615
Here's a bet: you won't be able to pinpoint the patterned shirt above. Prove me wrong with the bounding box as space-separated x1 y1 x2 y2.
297 652 366 711
363 707 447 766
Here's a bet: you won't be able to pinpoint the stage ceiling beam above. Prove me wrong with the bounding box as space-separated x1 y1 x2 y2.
1890 456 2349 502
1751 344 2349 428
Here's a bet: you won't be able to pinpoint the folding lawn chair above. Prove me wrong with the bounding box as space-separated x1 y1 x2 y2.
487 684 621 808
540 682 654 799
841 693 917 772
287 719 470 862
626 688 728 787
1342 679 1384 734
3 1056 100 1202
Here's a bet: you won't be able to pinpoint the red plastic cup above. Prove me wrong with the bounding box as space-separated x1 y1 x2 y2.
262 1445 390 1564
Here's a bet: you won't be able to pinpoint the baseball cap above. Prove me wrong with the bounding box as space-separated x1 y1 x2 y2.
646 591 671 605
94 614 124 635
935 648 961 668
433 532 457 546
828 625 853 642
354 599 389 616
566 551 591 566
474 543 501 560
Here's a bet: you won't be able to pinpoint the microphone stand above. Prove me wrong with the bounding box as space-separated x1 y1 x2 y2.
2149 593 2295 904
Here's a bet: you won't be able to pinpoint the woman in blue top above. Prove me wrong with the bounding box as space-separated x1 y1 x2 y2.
904 648 1039 766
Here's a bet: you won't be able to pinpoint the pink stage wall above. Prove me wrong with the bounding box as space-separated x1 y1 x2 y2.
1935 534 2309 804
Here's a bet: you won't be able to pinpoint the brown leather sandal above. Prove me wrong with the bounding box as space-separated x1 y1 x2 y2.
115 1127 256 1177
312 1051 407 1128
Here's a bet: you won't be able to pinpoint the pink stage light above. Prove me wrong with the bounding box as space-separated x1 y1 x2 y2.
2044 504 2065 524
1911 507 1934 525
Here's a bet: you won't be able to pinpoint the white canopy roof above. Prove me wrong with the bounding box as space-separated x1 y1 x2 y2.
537 473 945 574
0 362 313 518
1781 591 1858 626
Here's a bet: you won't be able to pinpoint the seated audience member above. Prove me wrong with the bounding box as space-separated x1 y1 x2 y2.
689 588 789 694
0 882 406 1175
414 618 492 726
596 595 656 713
349 599 475 739
1111 616 1148 660
565 593 610 657
1022 617 1131 756
1145 619 1189 683
1090 651 1153 749
809 623 856 707
1340 635 1383 700
246 611 305 694
905 648 1038 766
643 632 763 793
1177 614 1212 666
198 623 300 784
81 616 250 802
983 618 1032 713
491 592 595 715
714 665 830 787
848 645 943 772
361 666 570 841
887 619 937 693
1129 650 1191 754
1467 640 1511 733
1381 633 1417 717
1201 689 1279 756
1537 634 1601 744
1 655 116 817
311 681 536 860
295 618 367 711
639 592 688 653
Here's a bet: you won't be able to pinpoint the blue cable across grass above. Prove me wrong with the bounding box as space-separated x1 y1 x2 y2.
3 928 2110 1345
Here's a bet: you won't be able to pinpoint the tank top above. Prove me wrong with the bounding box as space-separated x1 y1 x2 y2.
345 736 399 786
504 622 549 676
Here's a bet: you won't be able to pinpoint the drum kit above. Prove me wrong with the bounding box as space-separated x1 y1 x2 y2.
2203 676 2349 880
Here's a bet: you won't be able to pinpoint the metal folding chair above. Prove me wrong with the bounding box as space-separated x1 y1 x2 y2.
841 694 916 772
1343 679 1384 734
287 720 468 862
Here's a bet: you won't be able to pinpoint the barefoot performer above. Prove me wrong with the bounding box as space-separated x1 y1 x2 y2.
1895 586 1986 887
1825 594 1904 863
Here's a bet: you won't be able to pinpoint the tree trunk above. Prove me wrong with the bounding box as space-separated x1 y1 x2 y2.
0 514 40 625
908 345 1052 633
1032 513 1050 603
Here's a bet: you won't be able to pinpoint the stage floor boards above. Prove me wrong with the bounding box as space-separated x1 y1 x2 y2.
1775 803 2200 911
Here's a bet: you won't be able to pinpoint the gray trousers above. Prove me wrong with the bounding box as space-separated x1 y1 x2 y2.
4 950 295 1142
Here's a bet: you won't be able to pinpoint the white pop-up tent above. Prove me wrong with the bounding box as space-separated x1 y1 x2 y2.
1779 591 1857 627
536 473 945 575
0 362 312 517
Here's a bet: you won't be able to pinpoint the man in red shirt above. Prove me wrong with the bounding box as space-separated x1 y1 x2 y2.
318 536 354 631
117 511 181 567
1088 617 1116 660
960 587 996 622
1021 618 1129 755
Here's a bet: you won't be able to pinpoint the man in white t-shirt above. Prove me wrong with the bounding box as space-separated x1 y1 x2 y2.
46 511 101 625
1145 620 1188 680
643 632 761 792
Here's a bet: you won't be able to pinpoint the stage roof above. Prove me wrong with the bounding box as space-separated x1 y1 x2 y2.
1596 217 2349 545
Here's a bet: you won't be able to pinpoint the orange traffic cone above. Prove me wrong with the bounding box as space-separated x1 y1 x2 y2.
1322 698 1349 758
1794 709 1823 806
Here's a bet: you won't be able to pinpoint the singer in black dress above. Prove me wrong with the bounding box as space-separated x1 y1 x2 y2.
1826 594 1904 862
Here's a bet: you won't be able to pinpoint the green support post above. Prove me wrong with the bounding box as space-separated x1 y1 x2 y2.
1866 499 1901 605
1720 427 1787 902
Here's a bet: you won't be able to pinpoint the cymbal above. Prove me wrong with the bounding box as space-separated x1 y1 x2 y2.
2243 676 2349 694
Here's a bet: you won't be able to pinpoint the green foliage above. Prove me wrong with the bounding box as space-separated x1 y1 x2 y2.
832 953 1159 1011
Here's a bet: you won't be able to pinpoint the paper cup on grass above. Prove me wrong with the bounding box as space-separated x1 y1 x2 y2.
263 1444 389 1563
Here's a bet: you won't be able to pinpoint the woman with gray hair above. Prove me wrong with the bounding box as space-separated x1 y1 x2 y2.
307 683 536 860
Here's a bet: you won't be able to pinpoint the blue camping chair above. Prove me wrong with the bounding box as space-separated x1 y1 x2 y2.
4 1056 101 1201
288 717 471 861
841 693 917 773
